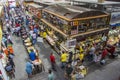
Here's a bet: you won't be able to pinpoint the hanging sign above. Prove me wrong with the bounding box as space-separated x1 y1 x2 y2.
73 21 79 26
67 39 76 48
110 12 120 24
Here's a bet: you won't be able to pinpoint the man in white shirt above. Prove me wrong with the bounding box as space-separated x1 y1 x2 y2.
32 32 37 45
7 34 13 44
29 30 33 37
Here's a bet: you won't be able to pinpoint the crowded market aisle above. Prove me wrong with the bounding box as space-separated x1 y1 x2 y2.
12 36 28 80
3 9 28 80
25 11 65 80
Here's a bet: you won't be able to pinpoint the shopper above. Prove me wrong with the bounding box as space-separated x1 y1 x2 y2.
2 46 9 57
33 27 38 36
5 63 15 78
8 56 15 69
88 45 95 61
48 69 54 80
6 21 11 32
68 52 73 64
2 35 7 47
8 46 14 55
25 61 33 79
50 53 56 71
65 64 73 80
60 51 68 69
32 32 37 45
107 44 116 58
29 49 36 61
7 34 13 44
79 51 84 63
101 48 108 60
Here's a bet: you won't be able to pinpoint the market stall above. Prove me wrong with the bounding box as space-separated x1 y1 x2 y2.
107 12 120 45
27 3 43 21
21 27 44 74
0 5 9 80
40 4 110 54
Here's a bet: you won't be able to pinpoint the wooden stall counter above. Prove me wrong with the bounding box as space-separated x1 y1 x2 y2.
32 58 42 65
32 58 44 74
24 38 31 43
46 35 55 46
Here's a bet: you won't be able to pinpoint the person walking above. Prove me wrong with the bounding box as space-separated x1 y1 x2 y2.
25 60 33 79
68 52 73 64
65 64 73 80
60 51 68 69
48 69 54 80
8 56 15 68
50 53 56 71
7 34 13 45
32 32 37 45
5 63 15 79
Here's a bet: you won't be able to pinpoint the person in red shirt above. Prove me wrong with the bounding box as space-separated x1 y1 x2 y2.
15 23 20 27
101 48 108 60
50 53 56 71
107 45 116 58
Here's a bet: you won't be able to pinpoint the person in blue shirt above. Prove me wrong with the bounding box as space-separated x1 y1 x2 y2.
25 61 33 79
29 49 36 61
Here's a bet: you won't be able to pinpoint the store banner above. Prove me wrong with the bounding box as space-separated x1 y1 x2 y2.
110 12 120 24
67 39 76 48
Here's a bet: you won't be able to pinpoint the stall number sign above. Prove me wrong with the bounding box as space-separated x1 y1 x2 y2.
67 39 76 48
73 21 79 26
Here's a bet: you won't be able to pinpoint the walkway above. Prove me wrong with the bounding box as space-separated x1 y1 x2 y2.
83 56 120 80
12 36 28 80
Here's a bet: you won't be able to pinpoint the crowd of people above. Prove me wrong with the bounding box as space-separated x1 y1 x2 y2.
1 5 119 80
1 8 16 79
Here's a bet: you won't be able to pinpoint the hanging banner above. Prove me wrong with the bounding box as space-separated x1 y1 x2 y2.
110 12 120 24
67 39 76 48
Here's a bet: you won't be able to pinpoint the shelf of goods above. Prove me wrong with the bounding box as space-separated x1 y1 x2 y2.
46 35 55 46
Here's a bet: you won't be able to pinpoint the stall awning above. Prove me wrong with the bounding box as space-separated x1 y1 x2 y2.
41 19 68 37
28 3 43 9
43 4 108 21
